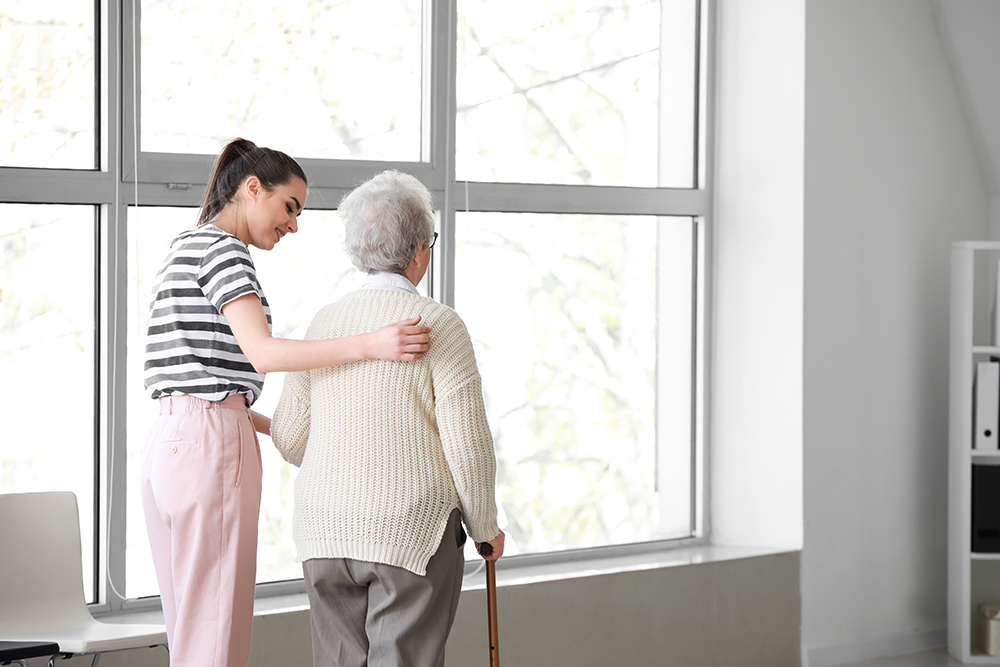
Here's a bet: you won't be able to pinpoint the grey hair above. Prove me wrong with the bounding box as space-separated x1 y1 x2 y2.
339 170 435 274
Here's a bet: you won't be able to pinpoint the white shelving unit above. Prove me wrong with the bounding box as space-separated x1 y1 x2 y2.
950 241 1000 663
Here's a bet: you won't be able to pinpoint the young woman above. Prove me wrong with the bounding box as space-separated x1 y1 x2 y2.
140 139 431 667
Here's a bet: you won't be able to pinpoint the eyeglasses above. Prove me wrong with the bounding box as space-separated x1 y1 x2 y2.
428 232 438 249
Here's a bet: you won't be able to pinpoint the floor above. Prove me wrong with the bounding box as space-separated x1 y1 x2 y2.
840 649 965 666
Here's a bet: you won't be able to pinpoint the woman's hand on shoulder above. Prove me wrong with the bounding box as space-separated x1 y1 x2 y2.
364 316 431 361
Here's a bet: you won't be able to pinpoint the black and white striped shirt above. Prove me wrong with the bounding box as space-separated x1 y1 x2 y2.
144 224 271 404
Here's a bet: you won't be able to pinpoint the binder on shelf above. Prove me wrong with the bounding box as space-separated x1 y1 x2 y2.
974 360 1000 451
993 259 1000 346
974 465 1000 552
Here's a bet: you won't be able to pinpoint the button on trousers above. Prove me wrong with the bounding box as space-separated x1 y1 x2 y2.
141 394 262 667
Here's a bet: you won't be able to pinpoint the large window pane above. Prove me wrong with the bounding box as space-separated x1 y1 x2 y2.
0 204 96 600
126 207 363 596
0 2 96 168
455 213 695 555
140 1 424 161
456 0 698 187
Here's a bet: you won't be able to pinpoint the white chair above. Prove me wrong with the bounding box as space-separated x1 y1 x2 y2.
0 492 167 667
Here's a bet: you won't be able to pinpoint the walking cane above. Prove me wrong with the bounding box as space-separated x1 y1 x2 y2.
478 542 500 667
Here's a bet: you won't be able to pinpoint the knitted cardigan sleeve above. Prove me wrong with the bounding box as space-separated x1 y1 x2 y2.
272 369 311 467
432 312 500 543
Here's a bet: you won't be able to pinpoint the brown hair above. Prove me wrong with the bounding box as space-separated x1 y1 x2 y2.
198 138 307 226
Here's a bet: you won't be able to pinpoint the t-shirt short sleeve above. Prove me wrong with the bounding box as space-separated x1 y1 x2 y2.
197 235 262 312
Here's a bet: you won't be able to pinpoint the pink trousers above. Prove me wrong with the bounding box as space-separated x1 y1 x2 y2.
141 394 262 667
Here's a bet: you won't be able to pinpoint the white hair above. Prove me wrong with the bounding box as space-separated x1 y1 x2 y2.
339 170 435 274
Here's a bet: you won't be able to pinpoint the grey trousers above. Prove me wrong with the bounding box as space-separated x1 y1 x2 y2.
302 509 467 667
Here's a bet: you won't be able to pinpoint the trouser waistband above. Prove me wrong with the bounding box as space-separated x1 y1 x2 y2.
158 394 249 415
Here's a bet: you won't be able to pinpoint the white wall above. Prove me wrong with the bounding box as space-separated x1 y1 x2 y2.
991 195 1000 241
802 1 990 663
712 0 805 551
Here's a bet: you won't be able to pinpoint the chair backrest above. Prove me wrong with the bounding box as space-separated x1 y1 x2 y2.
0 492 94 631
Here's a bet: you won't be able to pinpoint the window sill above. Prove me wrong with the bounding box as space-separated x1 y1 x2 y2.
97 543 796 625
460 543 795 592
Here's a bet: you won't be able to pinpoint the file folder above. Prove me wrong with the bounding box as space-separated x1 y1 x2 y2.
974 464 1000 551
993 260 1000 346
975 360 1000 450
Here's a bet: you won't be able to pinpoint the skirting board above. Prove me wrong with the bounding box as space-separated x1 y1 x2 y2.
804 628 946 667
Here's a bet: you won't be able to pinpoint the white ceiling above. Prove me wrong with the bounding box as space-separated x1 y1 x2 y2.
934 0 1000 195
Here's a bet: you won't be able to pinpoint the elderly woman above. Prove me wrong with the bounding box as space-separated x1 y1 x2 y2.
271 169 504 667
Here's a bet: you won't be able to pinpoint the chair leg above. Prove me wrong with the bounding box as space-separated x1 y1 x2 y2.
90 655 100 667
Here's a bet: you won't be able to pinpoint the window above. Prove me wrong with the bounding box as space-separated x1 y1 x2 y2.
455 212 696 553
0 0 709 612
139 1 424 161
456 0 698 187
0 205 97 600
0 2 97 169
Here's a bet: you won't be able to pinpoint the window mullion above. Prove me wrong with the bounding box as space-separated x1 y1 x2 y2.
100 0 128 612
437 0 459 308
445 182 709 217
104 198 130 613
0 169 116 205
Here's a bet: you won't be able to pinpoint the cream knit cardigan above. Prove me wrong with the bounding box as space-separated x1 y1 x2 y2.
271 288 499 576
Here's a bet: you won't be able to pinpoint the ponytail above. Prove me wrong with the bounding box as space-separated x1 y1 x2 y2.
198 138 308 226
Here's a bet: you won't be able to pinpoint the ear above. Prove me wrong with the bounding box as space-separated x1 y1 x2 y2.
407 241 428 268
244 175 262 201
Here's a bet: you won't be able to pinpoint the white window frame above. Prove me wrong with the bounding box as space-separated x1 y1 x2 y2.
0 0 715 615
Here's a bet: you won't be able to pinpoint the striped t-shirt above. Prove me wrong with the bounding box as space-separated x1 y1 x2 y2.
144 224 271 404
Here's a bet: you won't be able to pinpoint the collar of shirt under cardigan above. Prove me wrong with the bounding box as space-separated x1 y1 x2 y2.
360 271 420 296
